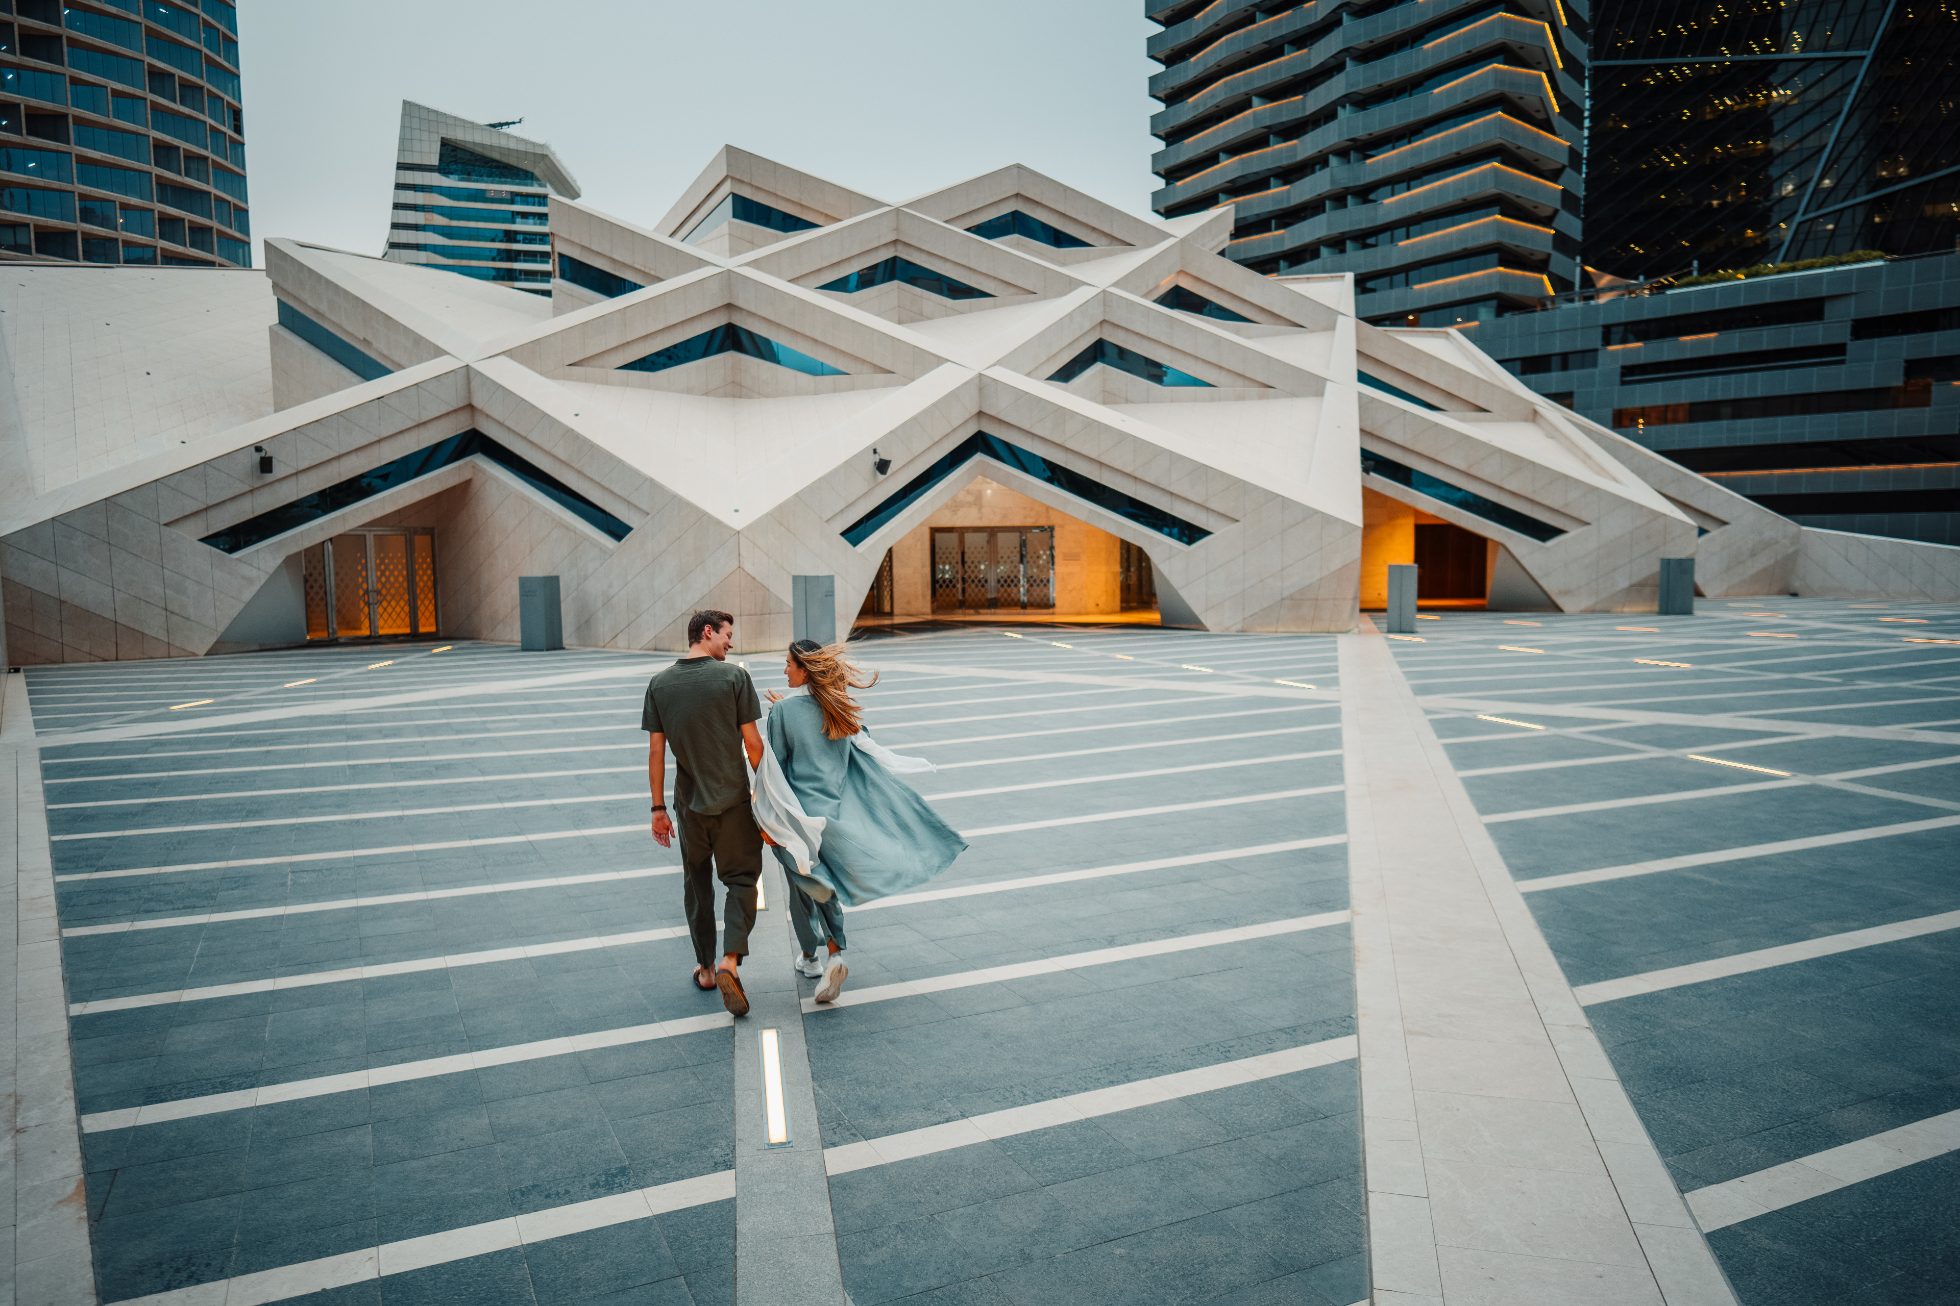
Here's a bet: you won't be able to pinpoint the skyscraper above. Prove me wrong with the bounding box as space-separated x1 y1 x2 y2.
382 101 578 296
1586 0 1958 281
1147 0 1586 327
1 0 249 267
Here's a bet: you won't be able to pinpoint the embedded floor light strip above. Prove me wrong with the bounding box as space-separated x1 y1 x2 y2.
1274 678 1316 689
1685 753 1792 777
367 660 395 669
1181 664 1215 672
431 645 453 653
1475 714 1545 730
1502 619 1542 626
167 699 214 711
1879 617 1929 624
1496 645 1545 654
1633 657 1693 668
1386 634 1425 642
1050 641 1073 648
759 1027 791 1146
1416 614 1441 621
1111 653 1134 660
1519 814 1960 894
1747 631 1799 638
283 678 317 687
1903 637 1960 646
1616 626 1659 632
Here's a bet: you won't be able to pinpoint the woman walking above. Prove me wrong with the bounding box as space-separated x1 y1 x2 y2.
754 639 967 1003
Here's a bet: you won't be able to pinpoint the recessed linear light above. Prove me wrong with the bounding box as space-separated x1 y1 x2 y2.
1633 658 1692 668
1903 637 1960 646
431 645 453 653
1051 641 1074 649
1477 714 1545 730
1111 653 1134 660
1878 617 1929 624
1686 753 1791 777
1416 614 1441 621
1274 679 1315 689
1001 632 1024 639
1616 626 1659 632
1182 664 1214 672
1746 632 1799 639
1502 619 1543 626
1497 645 1546 654
283 678 316 688
759 1028 791 1147
1743 612 1784 618
168 698 214 710
367 660 395 670
1386 634 1425 642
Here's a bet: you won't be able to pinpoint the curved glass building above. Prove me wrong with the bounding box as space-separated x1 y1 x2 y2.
1147 0 1587 328
0 0 249 267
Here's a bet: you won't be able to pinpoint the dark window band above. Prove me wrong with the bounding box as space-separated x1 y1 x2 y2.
818 256 992 300
842 431 1212 547
1155 285 1252 323
966 211 1093 248
618 324 844 377
1361 448 1566 542
201 429 632 553
1360 371 1442 411
558 254 644 298
277 300 391 382
1051 340 1213 387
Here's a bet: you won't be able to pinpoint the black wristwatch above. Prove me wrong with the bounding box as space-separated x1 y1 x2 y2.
651 803 667 813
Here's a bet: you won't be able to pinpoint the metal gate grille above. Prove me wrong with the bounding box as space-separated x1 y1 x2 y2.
930 527 1055 612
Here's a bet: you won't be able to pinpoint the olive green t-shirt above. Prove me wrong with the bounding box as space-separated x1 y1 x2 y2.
641 656 763 816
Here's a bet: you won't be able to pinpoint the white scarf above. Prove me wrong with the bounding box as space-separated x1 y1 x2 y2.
750 700 933 875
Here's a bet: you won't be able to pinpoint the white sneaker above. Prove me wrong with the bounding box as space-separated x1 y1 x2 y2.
794 950 825 979
815 952 849 1004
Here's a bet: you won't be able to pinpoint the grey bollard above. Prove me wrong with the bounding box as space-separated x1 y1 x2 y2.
1386 564 1418 634
791 574 837 645
1658 557 1695 616
518 575 563 651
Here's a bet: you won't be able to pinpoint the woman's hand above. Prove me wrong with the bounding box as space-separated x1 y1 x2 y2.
764 689 784 704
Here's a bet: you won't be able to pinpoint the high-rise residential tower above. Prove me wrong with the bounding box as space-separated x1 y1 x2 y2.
1 0 249 267
1146 0 1586 327
382 101 578 296
1587 0 1958 281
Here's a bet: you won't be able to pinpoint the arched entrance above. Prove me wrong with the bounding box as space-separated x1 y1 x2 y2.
1359 487 1555 613
855 476 1161 628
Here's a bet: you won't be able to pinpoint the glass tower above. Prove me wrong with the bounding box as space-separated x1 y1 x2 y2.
1587 0 1959 280
382 100 578 297
1147 0 1587 328
0 0 249 267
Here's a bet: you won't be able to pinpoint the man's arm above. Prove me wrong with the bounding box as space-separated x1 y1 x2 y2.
648 732 673 848
741 721 763 771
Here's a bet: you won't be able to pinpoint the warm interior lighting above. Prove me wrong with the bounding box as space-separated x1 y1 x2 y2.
1616 625 1659 632
1387 634 1426 642
1410 267 1556 295
1677 332 1718 342
1498 645 1547 653
1370 112 1569 166
1634 658 1693 668
759 1028 790 1146
1605 342 1644 351
1707 461 1960 479
367 660 394 669
1274 678 1316 689
1902 637 1960 646
1477 714 1545 730
1416 614 1441 620
431 645 453 653
1878 617 1929 624
1429 64 1559 114
168 699 214 710
1397 214 1558 248
283 678 316 688
1503 619 1542 626
1422 13 1564 70
1747 632 1799 638
1383 161 1561 205
1686 754 1791 777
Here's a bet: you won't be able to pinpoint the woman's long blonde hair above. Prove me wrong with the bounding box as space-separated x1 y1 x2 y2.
790 639 879 740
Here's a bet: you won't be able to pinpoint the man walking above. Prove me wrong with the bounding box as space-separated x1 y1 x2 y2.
643 609 765 1017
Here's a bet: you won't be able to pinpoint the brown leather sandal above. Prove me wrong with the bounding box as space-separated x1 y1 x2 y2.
692 965 716 991
715 967 750 1018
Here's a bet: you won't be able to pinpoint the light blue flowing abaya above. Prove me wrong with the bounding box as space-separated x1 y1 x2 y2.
760 693 966 908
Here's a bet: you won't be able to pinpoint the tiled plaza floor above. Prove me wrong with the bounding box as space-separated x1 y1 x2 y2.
1388 598 1960 1306
21 628 1364 1305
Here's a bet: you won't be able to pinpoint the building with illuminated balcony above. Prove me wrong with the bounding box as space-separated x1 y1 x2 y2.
1 0 249 268
381 101 578 297
1146 0 1586 328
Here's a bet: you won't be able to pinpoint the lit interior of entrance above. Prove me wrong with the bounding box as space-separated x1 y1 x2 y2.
1360 487 1493 610
856 476 1160 625
302 529 439 640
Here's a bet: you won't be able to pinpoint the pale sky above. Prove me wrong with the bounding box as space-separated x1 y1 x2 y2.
237 0 1162 266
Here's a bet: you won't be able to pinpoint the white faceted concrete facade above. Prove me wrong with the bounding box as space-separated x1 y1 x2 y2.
1 148 1955 664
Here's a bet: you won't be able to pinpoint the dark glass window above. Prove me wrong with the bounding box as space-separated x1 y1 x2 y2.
441 265 549 285
147 0 203 41
82 234 118 262
1048 339 1212 387
200 0 238 35
403 222 549 246
146 31 203 77
121 241 155 263
117 204 152 236
69 80 108 115
186 222 212 253
682 193 820 243
1361 448 1566 541
437 140 539 186
1154 284 1252 322
215 233 246 265
618 324 845 377
1666 434 1960 474
398 182 547 207
147 68 174 98
0 145 71 183
32 226 75 259
1506 349 1596 376
109 92 144 125
151 103 206 148
966 210 1092 248
202 58 238 100
1619 343 1845 384
61 4 140 48
0 184 72 220
557 253 643 298
0 223 28 254
817 256 992 300
157 179 211 217
1359 371 1442 411
399 202 546 227
1601 299 1829 346
277 300 391 381
1614 382 1934 429
77 196 116 228
201 429 632 553
152 141 180 174
175 81 203 113
388 242 547 264
1 64 63 105
17 29 58 62
73 121 145 163
841 431 1212 547
23 109 65 142
157 213 184 244
183 152 208 183
210 164 245 203
1851 306 1960 340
